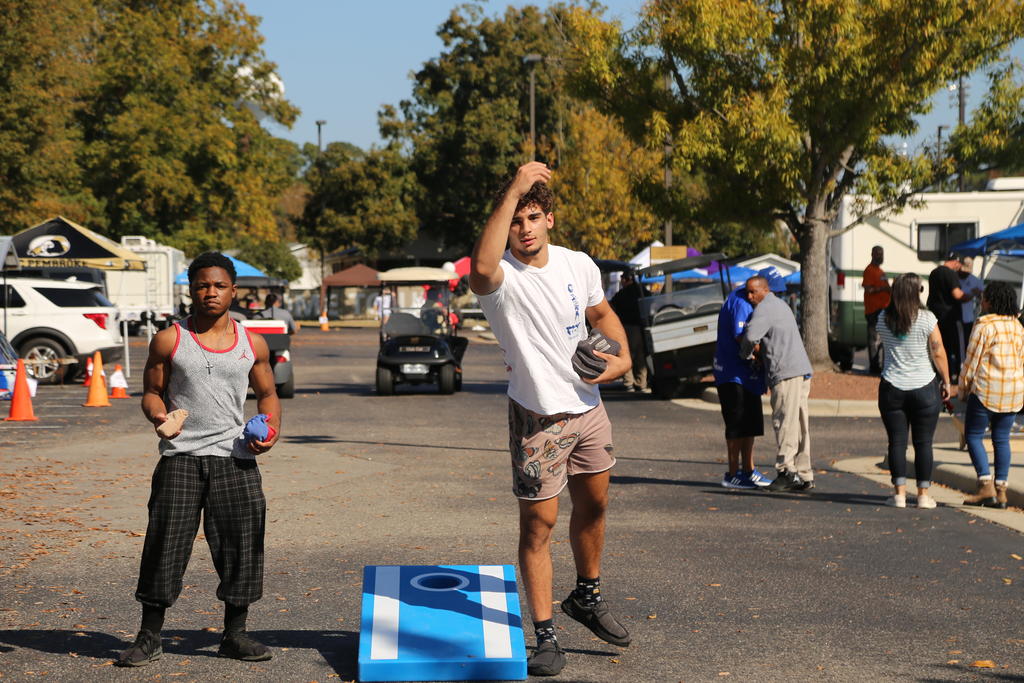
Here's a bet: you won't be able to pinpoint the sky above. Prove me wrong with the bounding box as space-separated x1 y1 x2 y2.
243 0 1019 155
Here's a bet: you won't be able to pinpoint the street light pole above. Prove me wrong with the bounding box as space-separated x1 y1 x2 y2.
523 54 542 160
315 119 326 153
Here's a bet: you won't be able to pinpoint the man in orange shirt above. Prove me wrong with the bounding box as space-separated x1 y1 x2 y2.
862 245 891 375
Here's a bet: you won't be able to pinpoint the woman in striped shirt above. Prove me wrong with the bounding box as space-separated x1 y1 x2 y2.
877 273 953 509
959 281 1024 509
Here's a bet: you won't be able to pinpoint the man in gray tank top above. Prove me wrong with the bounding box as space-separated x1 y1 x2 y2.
117 252 282 667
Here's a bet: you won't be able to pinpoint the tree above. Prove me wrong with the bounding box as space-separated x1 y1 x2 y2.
235 236 302 282
389 3 565 252
548 104 661 258
951 62 1024 177
0 0 99 233
78 0 299 251
567 0 1024 367
299 141 419 258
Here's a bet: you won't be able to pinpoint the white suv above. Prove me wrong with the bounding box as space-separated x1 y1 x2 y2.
1 277 123 383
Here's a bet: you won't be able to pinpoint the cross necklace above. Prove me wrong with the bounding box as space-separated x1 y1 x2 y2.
192 317 228 375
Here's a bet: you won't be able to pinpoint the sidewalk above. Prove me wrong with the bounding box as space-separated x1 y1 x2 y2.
675 386 1024 522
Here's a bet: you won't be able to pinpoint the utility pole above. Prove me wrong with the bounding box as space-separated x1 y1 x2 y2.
663 72 674 293
957 75 967 191
315 119 326 153
523 54 543 160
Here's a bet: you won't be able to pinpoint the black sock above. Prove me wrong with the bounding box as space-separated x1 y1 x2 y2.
534 618 557 644
574 575 602 606
224 603 248 635
140 605 165 635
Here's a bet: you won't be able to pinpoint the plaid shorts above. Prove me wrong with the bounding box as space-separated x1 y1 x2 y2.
508 399 615 500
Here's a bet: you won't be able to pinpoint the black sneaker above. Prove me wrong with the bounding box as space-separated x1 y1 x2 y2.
766 470 803 492
528 639 566 676
561 594 631 647
115 629 162 667
793 479 815 492
218 631 273 662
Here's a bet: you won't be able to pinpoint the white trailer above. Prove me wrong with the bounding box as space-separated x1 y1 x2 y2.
104 236 185 333
828 180 1024 361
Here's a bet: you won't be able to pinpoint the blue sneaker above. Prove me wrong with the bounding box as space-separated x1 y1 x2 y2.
722 472 757 489
745 469 772 488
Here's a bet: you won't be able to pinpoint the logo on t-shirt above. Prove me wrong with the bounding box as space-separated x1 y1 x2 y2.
565 283 582 336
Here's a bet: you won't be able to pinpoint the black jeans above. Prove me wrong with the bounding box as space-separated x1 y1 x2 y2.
877 378 941 487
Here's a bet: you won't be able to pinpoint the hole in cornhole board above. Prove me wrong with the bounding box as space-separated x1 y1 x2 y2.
410 572 470 592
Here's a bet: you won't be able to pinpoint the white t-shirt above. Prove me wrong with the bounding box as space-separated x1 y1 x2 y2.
478 245 605 416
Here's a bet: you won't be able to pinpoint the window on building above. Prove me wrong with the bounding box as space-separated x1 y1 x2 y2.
917 222 977 261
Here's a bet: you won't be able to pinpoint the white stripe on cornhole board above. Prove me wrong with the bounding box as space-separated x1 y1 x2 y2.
370 565 400 660
478 565 512 659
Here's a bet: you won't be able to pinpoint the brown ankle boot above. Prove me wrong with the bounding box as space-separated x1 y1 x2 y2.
994 482 1008 509
963 478 997 506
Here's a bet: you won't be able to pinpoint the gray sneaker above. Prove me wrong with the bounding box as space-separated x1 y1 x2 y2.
527 639 566 676
561 594 631 647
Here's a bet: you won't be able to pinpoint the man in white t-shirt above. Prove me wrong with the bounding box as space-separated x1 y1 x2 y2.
470 162 632 677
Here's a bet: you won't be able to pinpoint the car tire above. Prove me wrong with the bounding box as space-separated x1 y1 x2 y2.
652 375 679 400
19 337 66 385
438 364 456 395
454 370 463 392
277 374 295 399
376 366 395 395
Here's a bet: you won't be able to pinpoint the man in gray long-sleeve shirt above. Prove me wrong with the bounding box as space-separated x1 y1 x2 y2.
739 276 814 492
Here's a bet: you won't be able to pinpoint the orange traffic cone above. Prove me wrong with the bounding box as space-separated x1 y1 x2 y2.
83 356 93 387
319 310 330 332
108 364 130 399
6 359 39 421
82 352 111 407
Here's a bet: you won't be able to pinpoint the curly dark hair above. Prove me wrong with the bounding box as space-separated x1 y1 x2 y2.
983 280 1018 316
187 251 236 284
495 176 554 215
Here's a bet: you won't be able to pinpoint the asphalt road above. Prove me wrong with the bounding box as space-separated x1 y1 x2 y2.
1 327 1022 682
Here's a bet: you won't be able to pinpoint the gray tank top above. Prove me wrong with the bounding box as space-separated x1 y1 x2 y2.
159 318 256 459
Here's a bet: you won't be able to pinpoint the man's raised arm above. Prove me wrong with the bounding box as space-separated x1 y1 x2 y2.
469 161 551 296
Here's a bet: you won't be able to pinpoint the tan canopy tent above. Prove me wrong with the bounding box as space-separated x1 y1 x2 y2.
12 216 145 271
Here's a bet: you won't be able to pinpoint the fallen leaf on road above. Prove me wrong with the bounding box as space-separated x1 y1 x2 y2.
706 583 722 587
647 614 657 619
202 627 218 632
947 659 960 664
610 658 620 664
1011 554 1022 560
1003 578 1013 585
971 660 997 668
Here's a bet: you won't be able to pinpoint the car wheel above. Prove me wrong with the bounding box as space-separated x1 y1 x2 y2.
376 366 395 395
438 364 456 395
20 337 66 384
454 369 463 392
652 375 679 400
276 373 295 399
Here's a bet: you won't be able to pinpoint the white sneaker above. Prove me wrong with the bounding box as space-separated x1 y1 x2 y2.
887 494 906 508
916 494 937 509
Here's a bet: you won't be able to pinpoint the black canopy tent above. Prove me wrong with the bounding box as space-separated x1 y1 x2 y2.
11 216 145 271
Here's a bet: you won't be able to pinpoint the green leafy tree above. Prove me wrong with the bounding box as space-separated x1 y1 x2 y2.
951 61 1024 177
79 0 299 251
568 0 1023 366
300 141 419 258
390 3 565 252
0 0 99 233
235 236 302 282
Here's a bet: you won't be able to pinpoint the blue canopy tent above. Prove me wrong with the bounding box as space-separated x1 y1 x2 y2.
951 222 1024 307
174 255 268 285
640 264 756 287
783 270 801 285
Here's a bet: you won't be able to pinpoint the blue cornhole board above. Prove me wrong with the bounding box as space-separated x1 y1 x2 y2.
359 564 526 682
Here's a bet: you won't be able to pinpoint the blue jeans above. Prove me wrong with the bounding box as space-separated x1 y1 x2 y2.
878 378 941 487
964 393 1016 481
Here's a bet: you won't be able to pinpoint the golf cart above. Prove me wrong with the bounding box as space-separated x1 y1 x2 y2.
637 253 737 399
375 267 468 395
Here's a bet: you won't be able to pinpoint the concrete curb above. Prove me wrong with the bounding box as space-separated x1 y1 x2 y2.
832 455 1024 534
693 387 881 418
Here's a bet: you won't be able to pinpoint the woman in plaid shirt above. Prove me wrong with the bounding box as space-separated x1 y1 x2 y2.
959 281 1024 509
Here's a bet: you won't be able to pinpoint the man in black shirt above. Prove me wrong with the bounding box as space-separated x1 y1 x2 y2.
927 252 972 380
610 272 650 393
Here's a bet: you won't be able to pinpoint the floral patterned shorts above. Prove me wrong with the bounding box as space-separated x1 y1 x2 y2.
508 399 615 500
